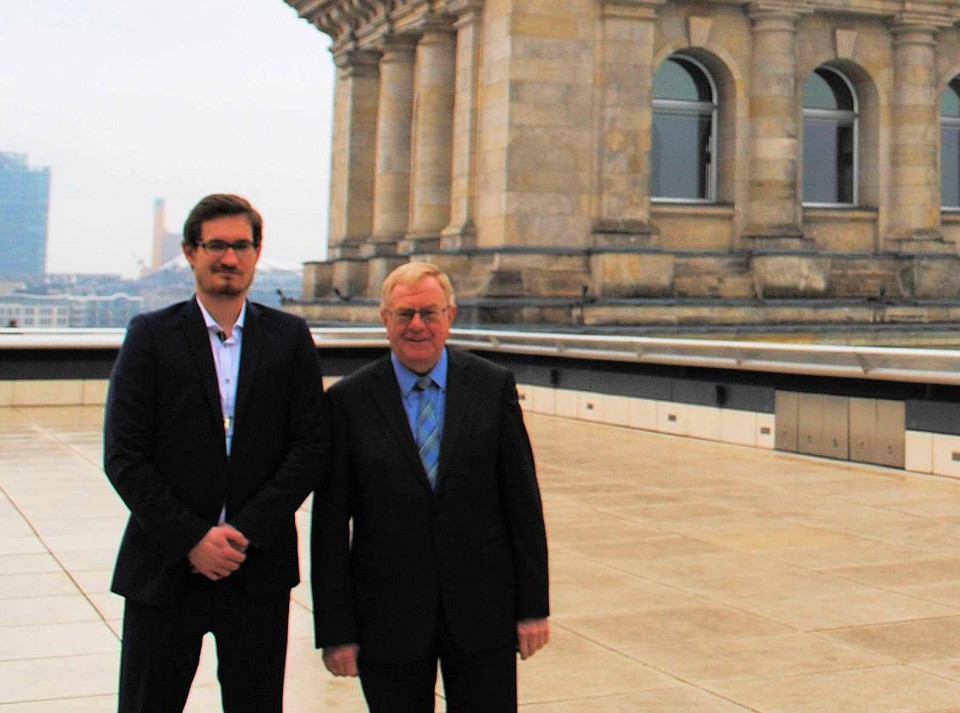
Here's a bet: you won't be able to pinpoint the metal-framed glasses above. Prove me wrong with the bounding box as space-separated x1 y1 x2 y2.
196 239 258 256
388 306 448 325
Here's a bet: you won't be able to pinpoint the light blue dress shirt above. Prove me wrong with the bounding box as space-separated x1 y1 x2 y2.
391 348 448 453
197 297 246 523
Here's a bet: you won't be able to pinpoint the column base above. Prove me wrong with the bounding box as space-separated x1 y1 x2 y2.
741 224 809 252
440 221 477 251
591 219 658 247
397 232 443 255
359 237 402 258
329 235 368 259
887 229 955 254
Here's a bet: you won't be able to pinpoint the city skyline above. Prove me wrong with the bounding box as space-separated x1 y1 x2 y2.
0 1 335 278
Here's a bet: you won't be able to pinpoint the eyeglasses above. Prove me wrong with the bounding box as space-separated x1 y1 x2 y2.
388 306 448 325
196 239 258 256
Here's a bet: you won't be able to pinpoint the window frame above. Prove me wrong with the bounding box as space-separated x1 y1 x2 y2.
941 78 960 211
651 53 719 204
802 65 860 208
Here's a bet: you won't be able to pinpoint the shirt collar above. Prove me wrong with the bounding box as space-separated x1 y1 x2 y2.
391 348 448 396
196 295 247 336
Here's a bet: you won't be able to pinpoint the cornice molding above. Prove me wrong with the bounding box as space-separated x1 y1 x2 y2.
285 0 960 42
599 0 666 21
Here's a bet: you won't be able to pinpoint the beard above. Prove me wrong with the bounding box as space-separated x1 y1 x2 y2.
199 267 253 298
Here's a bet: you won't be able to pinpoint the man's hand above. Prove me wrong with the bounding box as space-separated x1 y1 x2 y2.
188 524 249 580
517 618 550 660
322 643 360 677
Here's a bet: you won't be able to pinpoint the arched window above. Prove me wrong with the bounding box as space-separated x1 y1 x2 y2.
941 78 960 209
803 66 858 205
652 54 717 202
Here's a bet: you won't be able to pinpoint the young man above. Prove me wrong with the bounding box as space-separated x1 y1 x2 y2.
104 194 325 712
313 262 549 712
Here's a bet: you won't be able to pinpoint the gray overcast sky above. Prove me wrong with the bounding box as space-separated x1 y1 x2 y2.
0 0 335 276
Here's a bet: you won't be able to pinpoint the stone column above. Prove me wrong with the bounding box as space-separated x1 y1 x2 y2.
745 3 831 298
592 0 664 247
887 18 945 250
400 15 457 254
441 0 484 251
743 3 804 246
367 35 418 257
328 49 381 259
590 1 670 298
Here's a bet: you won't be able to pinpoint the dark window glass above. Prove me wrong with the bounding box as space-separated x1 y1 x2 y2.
942 79 960 119
804 69 854 111
942 127 960 207
802 67 857 205
941 79 960 207
654 57 712 102
653 112 712 199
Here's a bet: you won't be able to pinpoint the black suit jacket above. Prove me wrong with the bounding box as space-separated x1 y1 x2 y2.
312 349 549 661
104 298 324 606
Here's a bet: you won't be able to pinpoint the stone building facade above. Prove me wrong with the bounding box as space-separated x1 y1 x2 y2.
284 0 960 328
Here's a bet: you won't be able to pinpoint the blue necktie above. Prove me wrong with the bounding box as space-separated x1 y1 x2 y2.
415 376 440 490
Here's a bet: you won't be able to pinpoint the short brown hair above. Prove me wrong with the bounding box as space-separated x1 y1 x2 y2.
182 194 263 248
380 262 456 309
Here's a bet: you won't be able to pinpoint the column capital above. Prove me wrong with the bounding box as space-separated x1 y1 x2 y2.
890 16 947 44
444 0 483 20
333 48 382 76
747 1 812 26
377 32 419 57
411 12 456 38
890 7 955 34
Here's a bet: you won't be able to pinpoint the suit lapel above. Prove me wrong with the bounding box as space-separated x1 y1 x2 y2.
436 350 474 491
233 301 262 436
178 299 223 425
368 357 434 493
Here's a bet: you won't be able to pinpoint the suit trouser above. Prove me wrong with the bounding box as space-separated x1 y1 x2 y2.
117 579 290 713
358 609 517 713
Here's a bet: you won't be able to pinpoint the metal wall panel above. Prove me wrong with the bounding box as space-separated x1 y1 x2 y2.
796 393 849 460
849 397 905 468
796 392 822 455
820 394 849 460
775 391 799 452
849 398 875 465
874 399 905 468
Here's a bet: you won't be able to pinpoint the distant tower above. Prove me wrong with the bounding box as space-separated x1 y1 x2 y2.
0 152 50 281
151 198 182 270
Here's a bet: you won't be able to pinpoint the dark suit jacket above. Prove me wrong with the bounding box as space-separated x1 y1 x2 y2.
104 298 324 606
312 349 549 662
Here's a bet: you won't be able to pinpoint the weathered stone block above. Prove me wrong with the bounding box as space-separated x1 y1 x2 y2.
302 261 333 300
752 255 832 298
908 256 960 299
365 256 408 298
674 256 754 298
590 252 674 298
332 259 370 300
828 256 906 299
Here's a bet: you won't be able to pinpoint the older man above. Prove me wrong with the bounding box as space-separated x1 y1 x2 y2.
312 262 549 712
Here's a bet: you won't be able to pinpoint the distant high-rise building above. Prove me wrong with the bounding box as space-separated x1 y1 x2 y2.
151 198 182 270
0 152 50 281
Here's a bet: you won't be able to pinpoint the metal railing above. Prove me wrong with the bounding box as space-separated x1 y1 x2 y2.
2 327 959 385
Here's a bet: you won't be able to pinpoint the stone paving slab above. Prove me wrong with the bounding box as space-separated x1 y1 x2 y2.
4 406 960 711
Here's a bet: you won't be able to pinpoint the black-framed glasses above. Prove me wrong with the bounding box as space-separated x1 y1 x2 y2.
388 306 448 325
196 239 258 256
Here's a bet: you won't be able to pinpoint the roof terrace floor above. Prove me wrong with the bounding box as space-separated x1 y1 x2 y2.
5 406 960 711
